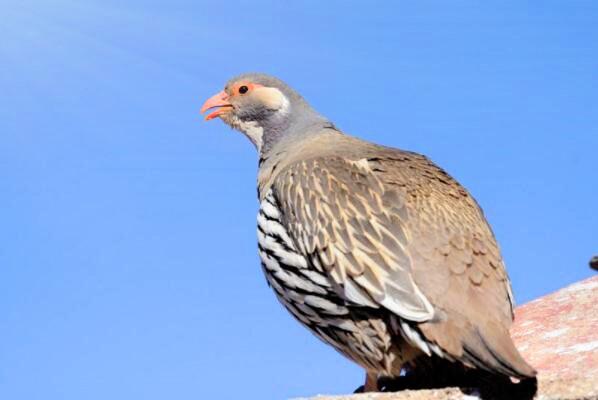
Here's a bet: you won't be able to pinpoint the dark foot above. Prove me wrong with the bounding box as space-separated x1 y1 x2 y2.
352 385 364 394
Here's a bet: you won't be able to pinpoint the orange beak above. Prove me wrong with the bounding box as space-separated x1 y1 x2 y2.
200 90 233 121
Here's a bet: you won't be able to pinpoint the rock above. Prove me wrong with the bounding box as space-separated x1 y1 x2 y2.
297 276 598 400
511 275 598 382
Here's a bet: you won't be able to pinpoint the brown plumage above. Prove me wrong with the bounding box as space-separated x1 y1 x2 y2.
201 73 536 391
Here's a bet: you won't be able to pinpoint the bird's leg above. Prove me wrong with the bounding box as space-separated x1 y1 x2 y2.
364 371 379 392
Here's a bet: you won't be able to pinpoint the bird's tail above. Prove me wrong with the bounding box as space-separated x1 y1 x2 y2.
419 318 536 380
460 321 536 379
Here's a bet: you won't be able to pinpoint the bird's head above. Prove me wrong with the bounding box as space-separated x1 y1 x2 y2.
201 73 329 153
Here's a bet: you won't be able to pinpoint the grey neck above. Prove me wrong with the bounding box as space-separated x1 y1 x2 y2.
259 106 332 157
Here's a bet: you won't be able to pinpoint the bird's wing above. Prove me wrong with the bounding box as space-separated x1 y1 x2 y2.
272 152 535 377
272 155 436 322
362 155 535 378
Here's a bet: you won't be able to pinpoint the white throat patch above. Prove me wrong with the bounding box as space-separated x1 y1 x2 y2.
237 119 264 150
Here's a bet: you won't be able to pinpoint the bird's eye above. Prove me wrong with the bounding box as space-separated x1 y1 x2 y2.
238 85 249 94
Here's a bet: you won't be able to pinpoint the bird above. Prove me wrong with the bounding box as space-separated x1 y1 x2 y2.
200 73 536 392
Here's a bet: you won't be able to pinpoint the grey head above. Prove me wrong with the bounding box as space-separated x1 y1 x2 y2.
201 73 332 155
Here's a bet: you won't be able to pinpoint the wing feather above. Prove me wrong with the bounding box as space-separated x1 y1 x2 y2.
273 157 435 322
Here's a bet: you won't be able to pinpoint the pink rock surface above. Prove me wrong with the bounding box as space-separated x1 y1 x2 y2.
511 275 598 381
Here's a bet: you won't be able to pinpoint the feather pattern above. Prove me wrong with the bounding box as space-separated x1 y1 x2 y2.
258 131 535 379
257 190 415 374
274 157 435 322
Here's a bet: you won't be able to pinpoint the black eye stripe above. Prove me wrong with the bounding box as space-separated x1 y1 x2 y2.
239 85 249 94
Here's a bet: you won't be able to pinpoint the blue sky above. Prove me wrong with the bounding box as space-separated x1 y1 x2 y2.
1 1 597 399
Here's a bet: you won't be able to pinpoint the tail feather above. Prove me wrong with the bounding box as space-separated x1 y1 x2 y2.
419 318 536 379
462 324 536 379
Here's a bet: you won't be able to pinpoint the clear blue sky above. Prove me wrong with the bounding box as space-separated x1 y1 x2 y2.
1 1 597 399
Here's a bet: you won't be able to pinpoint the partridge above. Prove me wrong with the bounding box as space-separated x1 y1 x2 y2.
201 73 536 392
